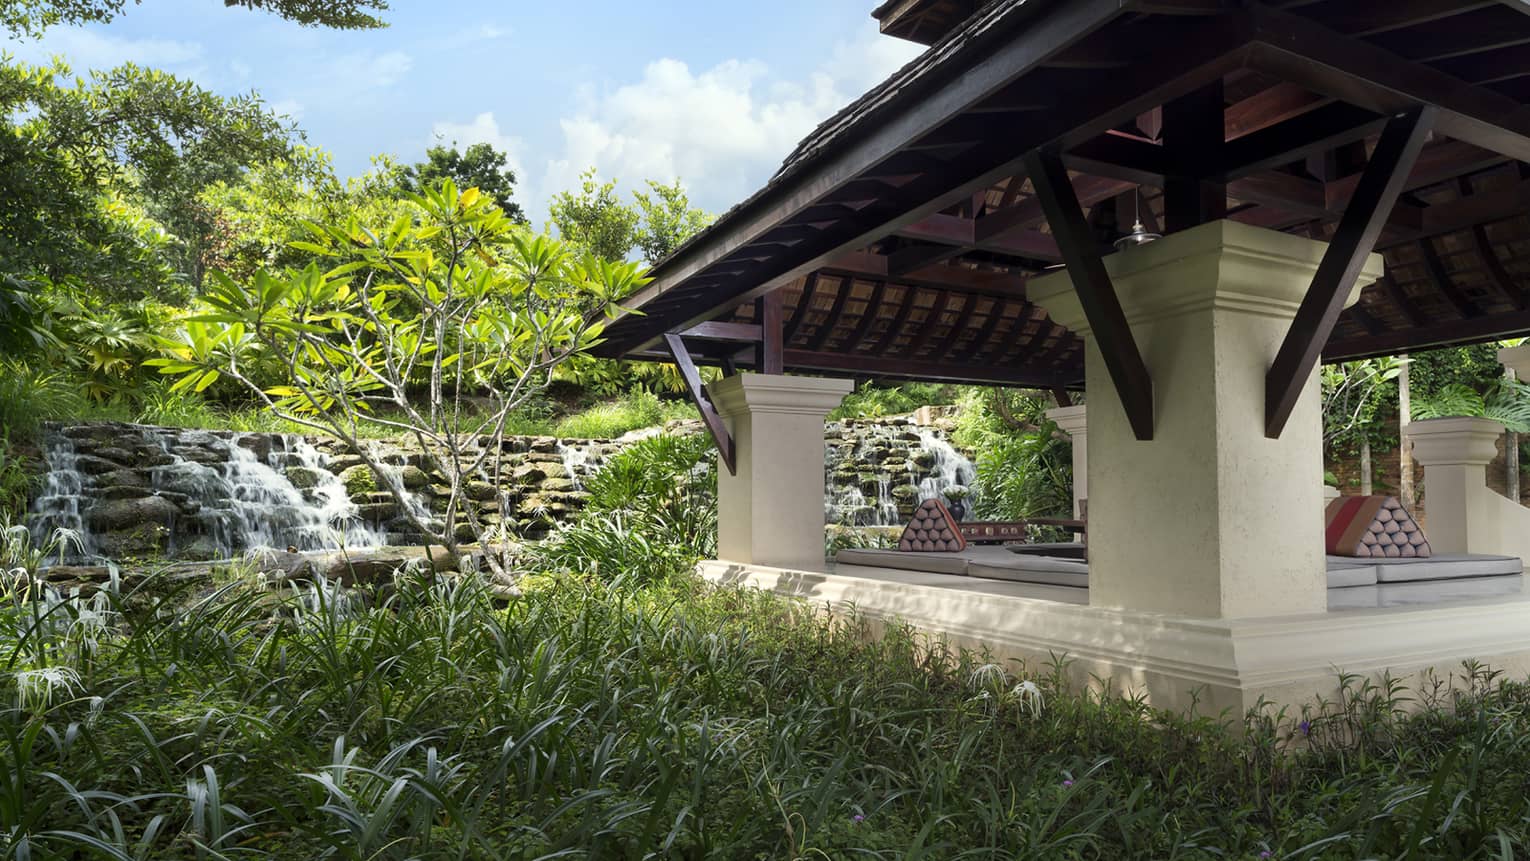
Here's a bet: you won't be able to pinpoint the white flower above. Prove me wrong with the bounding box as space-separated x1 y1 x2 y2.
967 662 1007 691
1011 680 1045 716
16 666 81 710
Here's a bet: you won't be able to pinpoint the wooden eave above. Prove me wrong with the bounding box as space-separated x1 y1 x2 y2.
598 0 1530 388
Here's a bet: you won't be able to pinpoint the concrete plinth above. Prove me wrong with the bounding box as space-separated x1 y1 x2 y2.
1046 405 1088 518
1407 417 1530 560
1029 221 1383 619
708 374 851 571
1500 344 1530 380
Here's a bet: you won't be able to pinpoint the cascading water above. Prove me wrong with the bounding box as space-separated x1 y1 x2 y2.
554 441 597 492
823 419 976 527
27 426 424 564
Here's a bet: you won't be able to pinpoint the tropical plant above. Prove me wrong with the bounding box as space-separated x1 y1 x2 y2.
400 142 526 223
148 181 647 580
952 388 1073 520
1322 358 1401 447
1413 379 1530 432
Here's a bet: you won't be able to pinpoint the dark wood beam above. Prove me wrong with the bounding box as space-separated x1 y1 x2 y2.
957 297 1010 363
897 213 1063 261
663 334 736 475
1346 302 1385 336
1381 176 1530 248
1378 277 1426 327
844 280 890 350
1367 4 1530 63
1223 81 1328 139
1265 107 1435 438
805 276 852 351
873 285 923 354
1416 238 1483 318
1325 309 1530 361
782 349 1073 387
1301 0 1497 38
888 242 966 277
782 273 819 344
1025 148 1155 440
1471 224 1529 311
679 321 762 342
1162 80 1227 233
1246 6 1530 163
902 290 952 358
975 174 1134 245
755 290 784 374
1219 102 1385 179
931 292 982 360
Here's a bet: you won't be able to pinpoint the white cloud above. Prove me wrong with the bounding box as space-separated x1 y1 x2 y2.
8 29 204 72
456 23 511 42
429 111 527 182
536 32 921 224
324 50 413 90
267 98 305 121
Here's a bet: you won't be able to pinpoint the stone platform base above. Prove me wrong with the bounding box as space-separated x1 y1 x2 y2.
699 559 1530 715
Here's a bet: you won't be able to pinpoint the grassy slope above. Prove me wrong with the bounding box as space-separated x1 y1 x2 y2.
3 562 1530 859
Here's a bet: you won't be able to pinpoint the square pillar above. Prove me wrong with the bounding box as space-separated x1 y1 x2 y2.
1500 344 1530 381
708 374 852 571
1029 221 1382 618
1045 405 1088 518
1405 417 1505 554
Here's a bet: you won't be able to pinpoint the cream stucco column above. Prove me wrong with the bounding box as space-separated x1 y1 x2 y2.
1405 417 1512 554
1028 220 1382 619
1500 344 1530 380
707 374 852 571
1046 404 1088 518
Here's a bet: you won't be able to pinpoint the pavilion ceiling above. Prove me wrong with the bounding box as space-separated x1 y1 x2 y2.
596 0 1530 389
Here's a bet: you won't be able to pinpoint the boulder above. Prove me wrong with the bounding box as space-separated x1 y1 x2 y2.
511 464 547 484
87 495 179 532
285 466 324 490
235 435 273 461
74 455 122 476
399 465 430 489
338 465 376 495
465 481 498 501
99 485 152 500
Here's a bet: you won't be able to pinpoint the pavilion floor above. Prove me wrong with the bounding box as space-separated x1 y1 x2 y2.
698 558 1530 713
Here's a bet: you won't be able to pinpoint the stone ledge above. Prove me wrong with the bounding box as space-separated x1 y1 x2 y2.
700 559 1530 714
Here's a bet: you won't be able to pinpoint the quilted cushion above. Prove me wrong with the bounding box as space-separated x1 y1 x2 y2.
897 498 967 552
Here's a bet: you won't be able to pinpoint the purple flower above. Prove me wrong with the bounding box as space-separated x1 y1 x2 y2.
1260 852 1273 859
852 814 864 823
1298 720 1311 737
1062 779 1073 787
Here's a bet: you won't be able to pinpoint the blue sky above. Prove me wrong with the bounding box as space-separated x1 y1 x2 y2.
5 1 922 227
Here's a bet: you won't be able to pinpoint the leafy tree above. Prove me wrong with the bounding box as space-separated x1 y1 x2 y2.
1 0 387 37
0 57 295 309
148 182 649 581
548 168 639 262
1322 358 1400 449
402 143 526 223
549 169 713 264
632 178 712 263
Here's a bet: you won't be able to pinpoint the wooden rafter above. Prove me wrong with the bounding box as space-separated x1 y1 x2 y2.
805 276 852 351
1417 237 1483 318
1025 148 1155 440
873 285 923 355
844 280 890 350
1265 106 1435 438
930 292 982 360
755 290 784 374
663 334 736 475
782 273 819 344
956 298 1010 363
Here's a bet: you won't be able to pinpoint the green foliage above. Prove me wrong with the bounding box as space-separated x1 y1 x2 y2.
6 542 1530 856
550 390 692 439
531 432 716 584
829 381 961 420
149 181 648 565
952 388 1073 520
548 168 712 264
0 360 87 440
1410 343 1506 400
1414 379 1530 432
400 142 526 223
1322 357 1401 454
0 440 34 522
1 0 387 36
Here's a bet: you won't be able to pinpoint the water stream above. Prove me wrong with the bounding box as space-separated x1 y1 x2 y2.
823 421 975 527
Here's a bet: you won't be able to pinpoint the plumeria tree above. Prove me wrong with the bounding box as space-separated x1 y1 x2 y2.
149 182 648 579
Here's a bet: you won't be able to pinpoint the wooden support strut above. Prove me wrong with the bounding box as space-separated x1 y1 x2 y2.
1024 148 1155 440
1264 106 1436 439
663 333 737 475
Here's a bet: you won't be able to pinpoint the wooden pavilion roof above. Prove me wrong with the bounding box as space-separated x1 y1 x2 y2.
598 0 1530 392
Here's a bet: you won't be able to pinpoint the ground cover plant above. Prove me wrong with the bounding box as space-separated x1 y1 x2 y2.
8 479 1530 859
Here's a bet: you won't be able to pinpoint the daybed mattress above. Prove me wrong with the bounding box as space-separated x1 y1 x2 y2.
834 547 1524 590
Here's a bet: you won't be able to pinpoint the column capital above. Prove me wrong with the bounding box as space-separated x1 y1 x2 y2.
1045 404 1087 437
1028 220 1383 337
1405 417 1505 467
1498 344 1530 381
708 374 853 419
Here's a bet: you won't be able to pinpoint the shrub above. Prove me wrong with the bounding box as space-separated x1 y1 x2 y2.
529 432 716 584
551 389 692 439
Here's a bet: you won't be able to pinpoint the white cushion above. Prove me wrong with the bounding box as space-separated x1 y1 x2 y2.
1370 553 1522 582
968 556 1089 588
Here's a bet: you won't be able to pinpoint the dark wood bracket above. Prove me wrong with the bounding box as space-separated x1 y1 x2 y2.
663 333 737 475
1264 106 1435 439
755 290 784 374
1024 148 1155 441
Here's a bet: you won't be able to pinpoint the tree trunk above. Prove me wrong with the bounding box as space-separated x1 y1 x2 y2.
1360 437 1372 496
1509 367 1521 504
1399 358 1415 510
